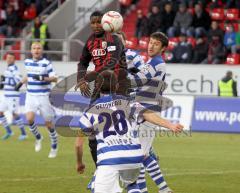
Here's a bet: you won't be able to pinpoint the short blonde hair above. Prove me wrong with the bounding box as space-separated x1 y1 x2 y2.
31 41 43 48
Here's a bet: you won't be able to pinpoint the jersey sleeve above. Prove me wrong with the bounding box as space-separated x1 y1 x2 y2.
46 62 56 77
77 40 92 82
128 58 166 88
129 101 146 124
78 112 94 135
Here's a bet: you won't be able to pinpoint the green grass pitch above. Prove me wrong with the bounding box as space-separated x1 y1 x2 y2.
0 127 239 193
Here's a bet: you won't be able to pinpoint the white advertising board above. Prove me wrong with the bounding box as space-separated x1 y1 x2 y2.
161 95 194 131
0 62 239 96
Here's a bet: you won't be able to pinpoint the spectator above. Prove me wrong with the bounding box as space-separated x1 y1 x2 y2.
202 34 226 64
224 24 237 53
148 5 162 34
0 5 18 38
160 2 176 33
23 3 37 21
208 20 224 42
218 71 238 97
170 32 193 63
0 6 6 26
167 3 193 37
236 24 240 53
209 0 224 9
135 9 149 38
191 35 208 63
187 3 211 37
31 16 50 50
225 0 240 9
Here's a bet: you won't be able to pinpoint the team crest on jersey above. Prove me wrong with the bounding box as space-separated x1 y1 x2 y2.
102 41 107 49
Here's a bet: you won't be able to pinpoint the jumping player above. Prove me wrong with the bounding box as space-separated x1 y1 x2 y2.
78 70 183 193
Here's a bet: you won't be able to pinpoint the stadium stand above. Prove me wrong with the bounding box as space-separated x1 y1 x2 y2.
0 0 65 60
122 0 240 64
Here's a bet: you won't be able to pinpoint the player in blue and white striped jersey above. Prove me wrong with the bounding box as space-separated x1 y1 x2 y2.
78 70 183 193
16 42 58 158
0 53 27 140
118 32 175 193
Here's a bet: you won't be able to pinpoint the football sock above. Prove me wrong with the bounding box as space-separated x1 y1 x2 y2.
15 116 26 135
49 128 58 149
0 115 12 134
29 122 41 140
143 156 168 191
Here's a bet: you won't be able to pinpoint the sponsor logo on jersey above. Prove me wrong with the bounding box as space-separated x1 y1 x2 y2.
107 46 116 52
92 49 106 56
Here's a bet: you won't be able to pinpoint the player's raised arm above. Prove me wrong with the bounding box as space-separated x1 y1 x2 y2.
143 110 184 133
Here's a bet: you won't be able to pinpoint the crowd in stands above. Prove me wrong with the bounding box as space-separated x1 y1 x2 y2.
0 0 55 39
121 0 240 64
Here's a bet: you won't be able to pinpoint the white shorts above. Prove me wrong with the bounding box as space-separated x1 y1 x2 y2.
138 121 158 156
94 166 122 193
0 96 20 114
25 93 55 122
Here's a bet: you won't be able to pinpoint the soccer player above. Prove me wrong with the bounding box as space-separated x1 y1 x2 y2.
75 10 130 167
78 70 183 193
118 31 174 193
0 53 27 140
16 42 58 158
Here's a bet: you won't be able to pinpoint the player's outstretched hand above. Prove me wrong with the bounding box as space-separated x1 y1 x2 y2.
76 163 85 174
170 123 184 133
75 79 91 97
15 82 23 91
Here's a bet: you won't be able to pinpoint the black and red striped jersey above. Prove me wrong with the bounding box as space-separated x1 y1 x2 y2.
77 31 127 81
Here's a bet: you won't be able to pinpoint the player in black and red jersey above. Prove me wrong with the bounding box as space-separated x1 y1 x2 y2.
75 11 129 100
75 11 130 171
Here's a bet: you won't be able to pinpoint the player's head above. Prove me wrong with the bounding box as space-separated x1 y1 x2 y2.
31 42 43 60
6 52 15 65
148 32 168 57
90 11 104 34
116 31 126 47
96 70 118 94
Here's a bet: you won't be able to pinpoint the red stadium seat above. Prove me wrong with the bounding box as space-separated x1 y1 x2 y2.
167 37 179 51
225 54 240 65
225 9 239 21
125 37 138 50
139 52 148 62
187 8 195 15
218 21 225 30
225 22 239 32
210 8 225 20
119 0 132 6
138 37 149 50
187 37 196 48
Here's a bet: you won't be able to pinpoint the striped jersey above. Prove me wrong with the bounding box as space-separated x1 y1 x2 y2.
24 58 56 95
128 55 166 87
78 94 144 170
3 64 21 97
128 55 166 110
125 48 145 70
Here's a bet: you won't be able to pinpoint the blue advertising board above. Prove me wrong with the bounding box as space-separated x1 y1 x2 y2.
192 97 240 133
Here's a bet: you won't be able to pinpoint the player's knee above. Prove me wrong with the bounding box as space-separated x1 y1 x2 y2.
45 121 54 129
